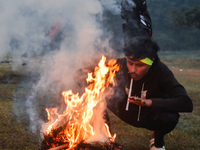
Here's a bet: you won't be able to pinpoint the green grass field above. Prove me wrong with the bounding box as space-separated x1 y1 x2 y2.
0 51 200 150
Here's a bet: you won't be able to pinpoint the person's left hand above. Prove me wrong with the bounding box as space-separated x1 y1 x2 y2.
128 96 152 107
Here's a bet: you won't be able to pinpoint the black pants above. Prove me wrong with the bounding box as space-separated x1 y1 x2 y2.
105 109 179 148
138 112 180 147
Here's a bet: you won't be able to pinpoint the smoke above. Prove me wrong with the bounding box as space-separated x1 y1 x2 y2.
0 0 105 60
100 0 121 15
0 0 123 140
0 0 122 60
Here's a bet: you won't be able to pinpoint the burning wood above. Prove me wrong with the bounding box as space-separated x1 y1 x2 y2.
43 142 125 150
42 132 125 150
41 56 120 150
41 125 125 150
48 142 125 150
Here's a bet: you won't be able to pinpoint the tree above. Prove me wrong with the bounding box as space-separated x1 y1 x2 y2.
171 5 200 29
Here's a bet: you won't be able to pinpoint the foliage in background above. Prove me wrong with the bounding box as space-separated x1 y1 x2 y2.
146 0 200 51
171 5 200 29
102 0 200 51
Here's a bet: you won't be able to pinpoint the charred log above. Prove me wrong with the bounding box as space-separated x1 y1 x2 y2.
41 124 68 149
42 141 125 150
41 124 125 150
75 142 125 150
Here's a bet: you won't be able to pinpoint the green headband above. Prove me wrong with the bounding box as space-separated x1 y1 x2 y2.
126 56 153 66
140 57 153 66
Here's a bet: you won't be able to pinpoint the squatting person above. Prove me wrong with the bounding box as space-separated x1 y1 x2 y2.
106 36 193 150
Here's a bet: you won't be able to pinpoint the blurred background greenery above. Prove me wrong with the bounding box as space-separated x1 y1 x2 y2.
102 0 200 52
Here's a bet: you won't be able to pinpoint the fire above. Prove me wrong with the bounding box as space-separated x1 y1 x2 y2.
43 55 119 149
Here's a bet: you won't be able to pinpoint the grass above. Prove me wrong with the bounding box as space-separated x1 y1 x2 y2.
0 63 40 150
0 51 200 150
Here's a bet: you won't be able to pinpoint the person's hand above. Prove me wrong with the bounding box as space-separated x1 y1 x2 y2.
128 96 152 107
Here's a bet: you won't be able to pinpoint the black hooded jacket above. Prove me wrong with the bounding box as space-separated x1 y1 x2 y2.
107 56 193 126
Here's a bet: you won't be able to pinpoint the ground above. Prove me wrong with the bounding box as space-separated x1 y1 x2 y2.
0 50 200 150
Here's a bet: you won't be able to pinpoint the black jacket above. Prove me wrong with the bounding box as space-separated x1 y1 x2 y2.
107 57 193 125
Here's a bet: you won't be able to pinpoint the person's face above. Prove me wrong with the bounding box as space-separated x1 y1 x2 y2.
126 58 151 80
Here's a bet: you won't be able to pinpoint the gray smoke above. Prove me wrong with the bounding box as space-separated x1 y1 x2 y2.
0 0 123 138
0 0 106 60
100 0 121 15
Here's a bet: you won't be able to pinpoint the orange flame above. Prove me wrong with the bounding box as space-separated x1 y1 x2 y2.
43 55 119 149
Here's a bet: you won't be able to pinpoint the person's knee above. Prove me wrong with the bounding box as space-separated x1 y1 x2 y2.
161 113 179 124
156 113 180 132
